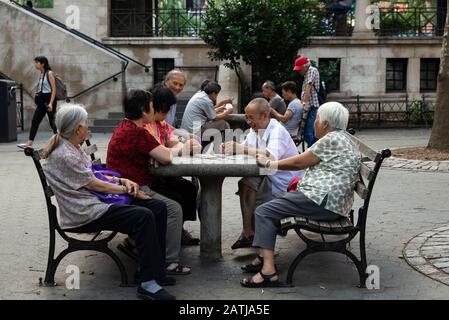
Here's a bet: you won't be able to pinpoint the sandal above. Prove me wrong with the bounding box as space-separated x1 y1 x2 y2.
166 263 191 275
241 256 263 273
240 271 281 288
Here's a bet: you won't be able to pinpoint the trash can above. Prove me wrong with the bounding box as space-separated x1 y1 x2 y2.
0 79 17 142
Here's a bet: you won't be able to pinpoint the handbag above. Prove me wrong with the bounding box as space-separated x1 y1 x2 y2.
89 164 132 205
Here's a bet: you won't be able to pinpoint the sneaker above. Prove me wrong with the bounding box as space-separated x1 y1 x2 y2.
137 286 176 300
181 228 200 246
17 143 30 150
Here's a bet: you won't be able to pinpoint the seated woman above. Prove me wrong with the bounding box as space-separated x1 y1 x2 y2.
41 103 174 300
106 89 192 275
241 101 361 287
145 86 202 245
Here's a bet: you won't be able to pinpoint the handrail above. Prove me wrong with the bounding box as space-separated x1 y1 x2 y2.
69 60 129 101
9 0 150 71
8 0 148 102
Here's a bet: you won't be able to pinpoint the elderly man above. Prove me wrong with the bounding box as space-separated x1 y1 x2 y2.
221 98 302 249
240 102 361 288
164 70 186 126
180 81 232 138
293 56 321 147
262 81 286 115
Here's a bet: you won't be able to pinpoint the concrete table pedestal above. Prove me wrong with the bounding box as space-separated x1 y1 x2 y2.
149 154 266 260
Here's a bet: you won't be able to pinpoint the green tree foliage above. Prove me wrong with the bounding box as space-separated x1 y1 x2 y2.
200 0 325 88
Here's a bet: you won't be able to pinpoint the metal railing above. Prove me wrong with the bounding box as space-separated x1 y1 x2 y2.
376 7 446 37
16 83 24 131
110 9 205 37
316 7 445 37
337 94 436 129
9 0 151 102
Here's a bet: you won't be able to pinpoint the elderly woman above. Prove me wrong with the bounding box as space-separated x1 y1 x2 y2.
145 86 202 245
106 89 192 275
41 103 175 300
241 102 361 288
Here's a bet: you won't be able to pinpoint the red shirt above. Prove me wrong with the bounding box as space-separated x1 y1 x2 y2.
106 119 160 186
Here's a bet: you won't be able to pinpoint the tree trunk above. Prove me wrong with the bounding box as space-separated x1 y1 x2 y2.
427 3 449 150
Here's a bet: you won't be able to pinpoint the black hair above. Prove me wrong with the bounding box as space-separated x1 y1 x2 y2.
150 86 177 114
123 89 152 120
200 79 210 91
281 81 297 95
34 56 51 71
203 82 221 95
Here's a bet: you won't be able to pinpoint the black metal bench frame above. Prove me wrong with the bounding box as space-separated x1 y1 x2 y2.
280 132 391 287
24 140 128 287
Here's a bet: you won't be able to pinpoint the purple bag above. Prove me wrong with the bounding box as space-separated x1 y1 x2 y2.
89 164 132 205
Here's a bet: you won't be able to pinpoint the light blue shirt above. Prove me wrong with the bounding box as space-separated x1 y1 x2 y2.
166 104 177 126
283 98 303 137
243 119 303 194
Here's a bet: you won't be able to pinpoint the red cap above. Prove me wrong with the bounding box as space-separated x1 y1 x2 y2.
293 56 309 72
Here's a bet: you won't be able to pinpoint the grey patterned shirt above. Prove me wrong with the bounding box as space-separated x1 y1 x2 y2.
301 65 320 110
42 138 111 229
298 130 361 216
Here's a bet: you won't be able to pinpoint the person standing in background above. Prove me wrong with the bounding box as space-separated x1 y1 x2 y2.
18 56 58 149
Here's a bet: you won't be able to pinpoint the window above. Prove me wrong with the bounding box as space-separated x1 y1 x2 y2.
318 58 341 92
153 59 175 85
386 58 407 92
420 58 439 92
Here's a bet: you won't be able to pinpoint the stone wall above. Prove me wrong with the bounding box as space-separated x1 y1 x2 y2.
299 37 443 100
0 0 125 130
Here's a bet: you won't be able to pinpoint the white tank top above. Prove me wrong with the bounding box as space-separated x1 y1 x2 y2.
37 72 52 93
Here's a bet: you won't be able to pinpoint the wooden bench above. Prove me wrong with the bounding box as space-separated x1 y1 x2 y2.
24 139 128 286
280 132 391 287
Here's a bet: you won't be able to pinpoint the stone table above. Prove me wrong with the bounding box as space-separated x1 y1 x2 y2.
149 154 266 260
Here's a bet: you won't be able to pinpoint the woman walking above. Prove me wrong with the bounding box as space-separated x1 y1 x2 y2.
18 56 58 149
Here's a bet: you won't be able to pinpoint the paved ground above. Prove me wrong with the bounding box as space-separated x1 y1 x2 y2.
1 127 449 300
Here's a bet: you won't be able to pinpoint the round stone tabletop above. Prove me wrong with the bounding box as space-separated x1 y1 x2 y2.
149 154 267 177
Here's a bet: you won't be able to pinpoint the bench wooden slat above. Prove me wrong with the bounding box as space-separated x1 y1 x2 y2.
346 134 381 162
360 162 375 181
355 180 369 199
318 221 332 232
83 144 98 156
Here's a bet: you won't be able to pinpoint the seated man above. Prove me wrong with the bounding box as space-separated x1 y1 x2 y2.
270 81 303 139
221 98 303 249
180 81 233 144
261 81 286 115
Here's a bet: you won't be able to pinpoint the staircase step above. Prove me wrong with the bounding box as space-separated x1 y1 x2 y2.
108 112 124 120
89 125 116 133
93 119 121 126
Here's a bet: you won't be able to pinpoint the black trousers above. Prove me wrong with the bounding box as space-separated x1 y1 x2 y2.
69 198 167 283
151 177 198 222
29 93 57 141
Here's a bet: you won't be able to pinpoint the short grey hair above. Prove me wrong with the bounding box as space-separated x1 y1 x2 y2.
164 69 186 83
317 102 349 131
262 81 276 92
248 98 270 114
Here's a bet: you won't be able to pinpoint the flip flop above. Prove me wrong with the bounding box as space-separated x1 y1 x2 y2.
166 263 191 275
240 271 282 288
